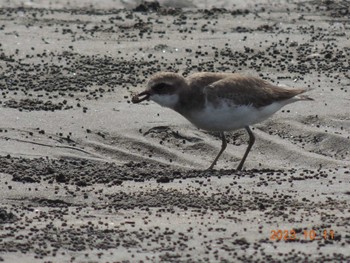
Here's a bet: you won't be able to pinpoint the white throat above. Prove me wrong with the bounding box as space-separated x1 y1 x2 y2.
151 94 179 109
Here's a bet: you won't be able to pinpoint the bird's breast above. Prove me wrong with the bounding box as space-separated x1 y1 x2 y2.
183 101 285 132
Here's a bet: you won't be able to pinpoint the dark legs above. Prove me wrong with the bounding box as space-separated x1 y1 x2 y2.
237 126 255 171
208 126 255 170
208 132 227 170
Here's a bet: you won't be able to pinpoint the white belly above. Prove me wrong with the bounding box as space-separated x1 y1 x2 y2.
186 102 285 132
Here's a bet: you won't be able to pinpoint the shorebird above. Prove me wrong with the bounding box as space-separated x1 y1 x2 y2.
132 72 313 170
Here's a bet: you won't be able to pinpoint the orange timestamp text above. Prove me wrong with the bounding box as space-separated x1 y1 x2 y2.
270 229 335 241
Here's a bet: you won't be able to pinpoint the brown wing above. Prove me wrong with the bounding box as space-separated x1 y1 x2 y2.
204 75 306 108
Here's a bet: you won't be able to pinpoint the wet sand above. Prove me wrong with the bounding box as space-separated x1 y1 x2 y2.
0 0 349 262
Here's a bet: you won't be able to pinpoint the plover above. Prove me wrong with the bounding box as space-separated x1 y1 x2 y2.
132 72 313 170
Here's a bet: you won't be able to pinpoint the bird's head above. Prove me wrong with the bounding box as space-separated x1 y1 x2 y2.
132 72 187 109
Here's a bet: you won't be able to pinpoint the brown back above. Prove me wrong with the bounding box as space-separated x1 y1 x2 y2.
203 75 305 108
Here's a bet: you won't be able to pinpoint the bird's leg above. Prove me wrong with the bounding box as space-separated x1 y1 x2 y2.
207 132 227 170
237 126 255 171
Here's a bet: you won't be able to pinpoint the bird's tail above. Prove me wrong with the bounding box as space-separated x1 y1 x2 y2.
292 87 314 101
296 94 314 101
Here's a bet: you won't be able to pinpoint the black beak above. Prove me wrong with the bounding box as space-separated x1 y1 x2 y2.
132 90 151 103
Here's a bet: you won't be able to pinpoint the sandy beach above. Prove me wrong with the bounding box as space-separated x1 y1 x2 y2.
0 0 349 262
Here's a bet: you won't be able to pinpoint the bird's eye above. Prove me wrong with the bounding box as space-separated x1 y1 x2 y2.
152 83 172 93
